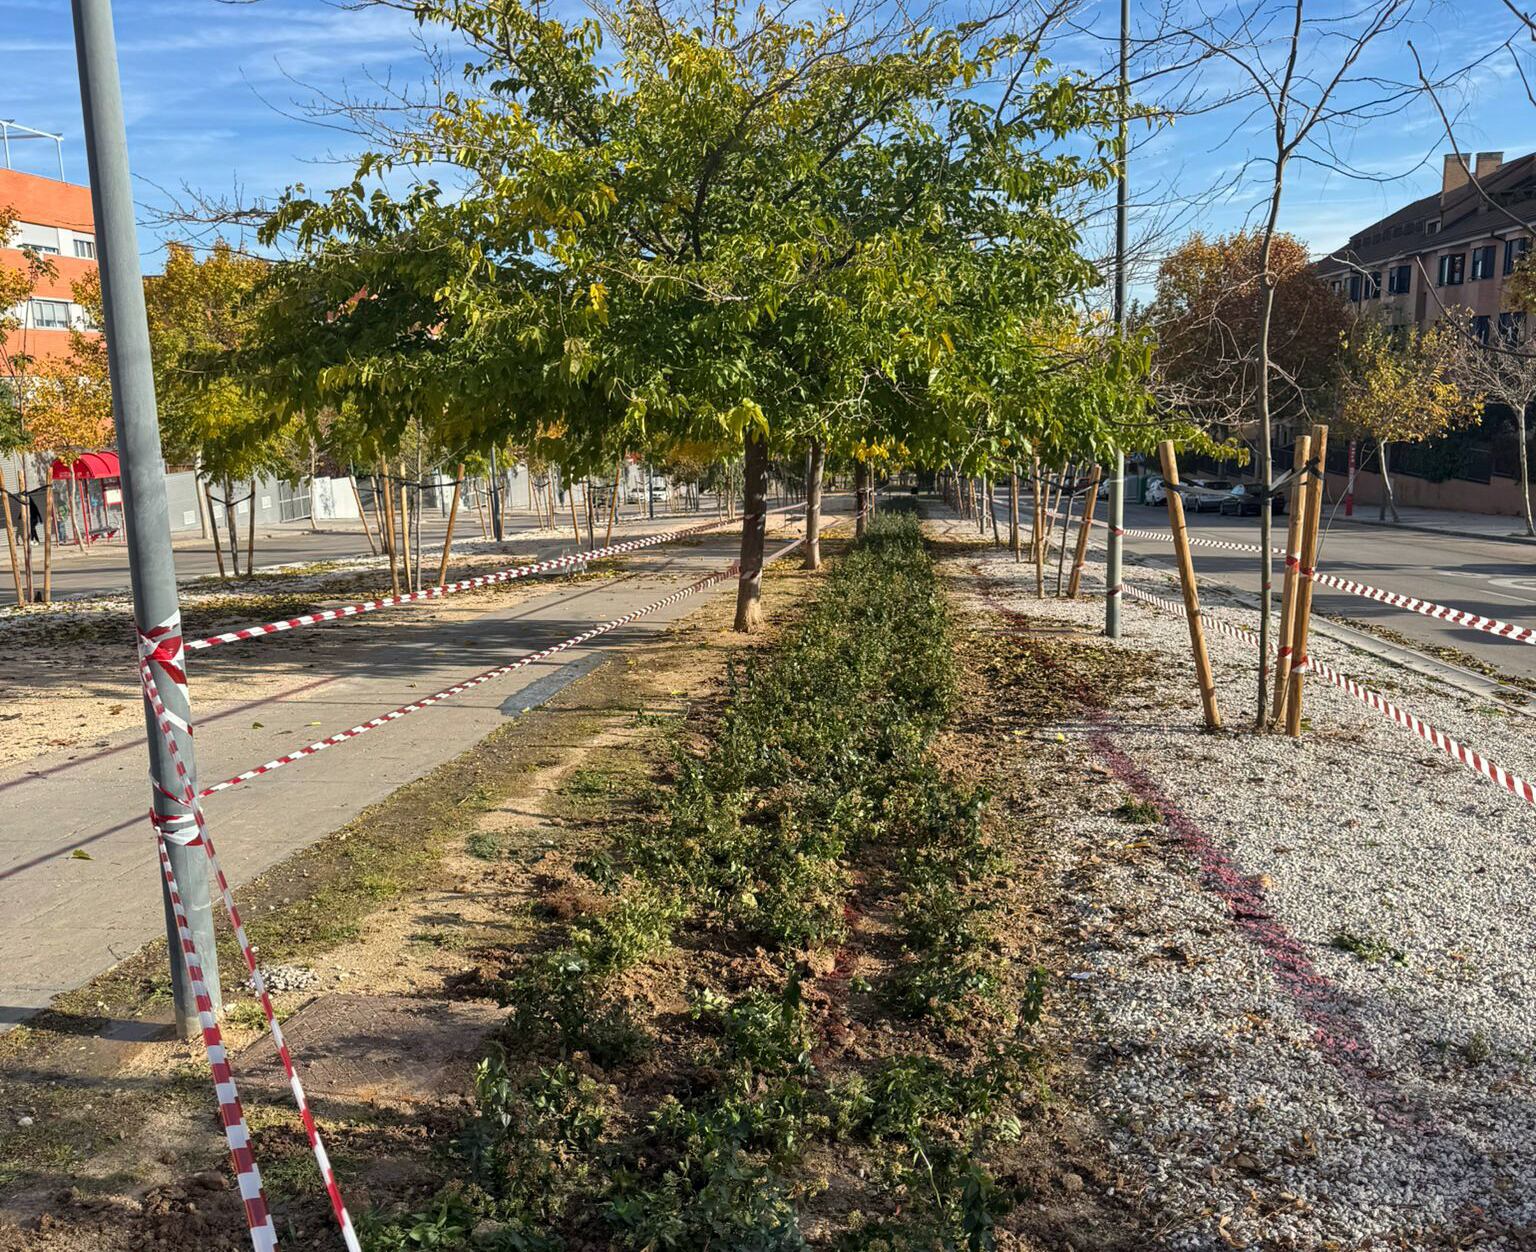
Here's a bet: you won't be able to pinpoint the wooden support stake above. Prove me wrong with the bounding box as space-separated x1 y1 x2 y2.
351 474 379 555
1033 465 1046 598
437 464 464 588
0 464 25 605
1067 465 1103 598
41 479 53 603
1286 424 1329 739
1269 434 1311 727
1158 441 1222 730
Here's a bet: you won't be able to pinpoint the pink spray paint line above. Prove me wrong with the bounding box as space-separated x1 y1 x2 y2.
1085 714 1434 1134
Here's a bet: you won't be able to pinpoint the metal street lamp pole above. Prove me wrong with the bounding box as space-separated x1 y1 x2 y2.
71 0 220 1033
1106 0 1129 640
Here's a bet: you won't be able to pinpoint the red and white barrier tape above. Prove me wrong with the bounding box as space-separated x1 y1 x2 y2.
197 512 857 798
152 833 278 1252
1293 652 1536 805
186 504 808 652
1119 579 1536 811
1068 509 1536 656
138 618 361 1251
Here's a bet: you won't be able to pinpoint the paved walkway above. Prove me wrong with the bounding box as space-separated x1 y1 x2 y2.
0 507 832 1028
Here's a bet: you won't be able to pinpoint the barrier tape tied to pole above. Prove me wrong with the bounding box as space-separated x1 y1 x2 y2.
187 502 809 652
138 616 361 1252
1118 579 1536 811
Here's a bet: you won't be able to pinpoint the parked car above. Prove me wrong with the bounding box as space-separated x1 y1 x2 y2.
1219 483 1286 517
1144 475 1169 506
1184 478 1233 512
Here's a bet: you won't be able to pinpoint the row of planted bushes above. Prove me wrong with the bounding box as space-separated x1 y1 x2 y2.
365 511 1041 1251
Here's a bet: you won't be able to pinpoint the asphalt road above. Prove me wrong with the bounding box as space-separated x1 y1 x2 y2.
1094 503 1536 682
0 507 832 1029
0 501 735 606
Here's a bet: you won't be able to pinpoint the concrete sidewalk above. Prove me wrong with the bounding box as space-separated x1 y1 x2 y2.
0 506 830 1029
1323 502 1536 545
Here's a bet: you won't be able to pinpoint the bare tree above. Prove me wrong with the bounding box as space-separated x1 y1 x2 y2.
1449 312 1536 534
1169 0 1425 726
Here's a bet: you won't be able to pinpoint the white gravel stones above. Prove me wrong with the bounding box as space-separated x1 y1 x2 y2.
938 519 1536 1250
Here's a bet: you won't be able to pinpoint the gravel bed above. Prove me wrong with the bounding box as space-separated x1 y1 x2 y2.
934 517 1536 1250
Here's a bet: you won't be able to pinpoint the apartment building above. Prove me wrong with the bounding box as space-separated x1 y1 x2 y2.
0 166 100 361
1318 150 1536 342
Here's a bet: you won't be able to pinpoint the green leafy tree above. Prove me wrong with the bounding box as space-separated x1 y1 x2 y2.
259 0 1143 627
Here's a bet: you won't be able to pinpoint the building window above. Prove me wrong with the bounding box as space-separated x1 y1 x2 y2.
1505 236 1530 276
1472 245 1497 280
73 238 96 259
1387 264 1413 294
1500 311 1527 343
1348 274 1363 301
1473 315 1492 343
1438 253 1465 286
1427 219 1442 235
19 242 59 256
29 299 70 329
1330 279 1343 295
1366 271 1382 299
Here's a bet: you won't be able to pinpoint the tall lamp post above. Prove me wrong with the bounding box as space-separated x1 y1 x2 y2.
72 0 220 1033
1106 0 1130 639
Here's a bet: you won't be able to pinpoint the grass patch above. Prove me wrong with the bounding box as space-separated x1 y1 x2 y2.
1330 930 1407 966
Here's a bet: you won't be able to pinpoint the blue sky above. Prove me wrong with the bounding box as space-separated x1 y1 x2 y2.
4 0 1536 284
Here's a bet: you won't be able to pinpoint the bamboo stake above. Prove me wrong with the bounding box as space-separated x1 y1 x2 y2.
203 479 227 580
1067 465 1103 598
380 463 401 598
437 464 464 587
1285 424 1329 739
1269 434 1311 728
0 465 24 605
351 473 379 555
1158 441 1221 730
1009 469 1021 561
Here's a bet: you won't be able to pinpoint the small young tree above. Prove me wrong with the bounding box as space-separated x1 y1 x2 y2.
1337 316 1480 522
1474 266 1536 535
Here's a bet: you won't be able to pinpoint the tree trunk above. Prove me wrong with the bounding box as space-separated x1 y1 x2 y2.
379 464 401 597
307 443 320 532
397 465 413 591
605 459 621 546
1009 470 1021 560
0 465 24 606
854 460 869 539
802 439 825 570
733 432 770 632
224 479 241 578
19 462 33 603
245 477 257 576
1519 408 1534 537
66 473 85 551
566 473 581 544
1054 472 1075 596
203 479 227 580
438 464 464 588
1379 442 1400 523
